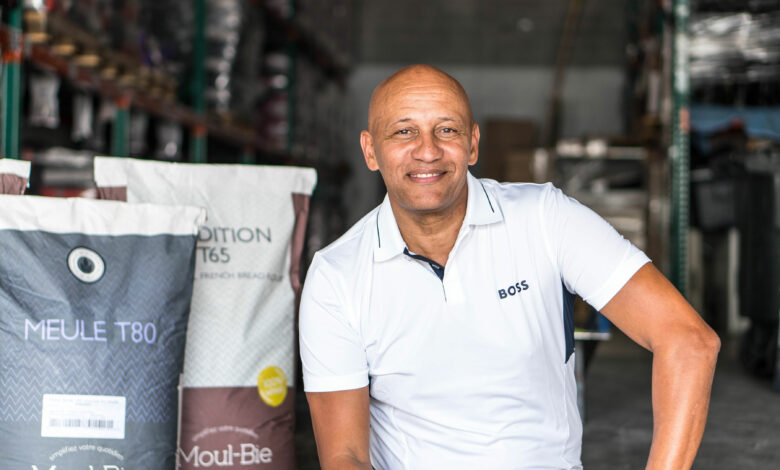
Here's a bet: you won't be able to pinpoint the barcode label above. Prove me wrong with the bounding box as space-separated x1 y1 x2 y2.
49 418 115 429
41 394 125 439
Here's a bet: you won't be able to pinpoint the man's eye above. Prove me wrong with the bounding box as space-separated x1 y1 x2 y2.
395 129 410 135
439 127 457 134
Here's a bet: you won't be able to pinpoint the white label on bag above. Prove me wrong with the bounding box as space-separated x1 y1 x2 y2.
41 394 126 439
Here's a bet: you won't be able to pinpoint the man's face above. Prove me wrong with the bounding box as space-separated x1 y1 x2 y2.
361 70 479 219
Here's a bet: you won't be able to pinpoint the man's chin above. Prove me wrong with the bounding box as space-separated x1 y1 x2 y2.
395 197 460 217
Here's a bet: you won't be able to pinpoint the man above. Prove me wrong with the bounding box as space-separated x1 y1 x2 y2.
299 64 719 470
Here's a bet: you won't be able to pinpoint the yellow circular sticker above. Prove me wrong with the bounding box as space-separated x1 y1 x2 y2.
257 366 288 407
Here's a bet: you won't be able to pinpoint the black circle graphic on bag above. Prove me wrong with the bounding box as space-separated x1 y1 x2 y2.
67 247 105 283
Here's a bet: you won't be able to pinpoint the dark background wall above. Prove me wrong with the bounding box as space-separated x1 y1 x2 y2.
355 0 627 66
342 0 632 223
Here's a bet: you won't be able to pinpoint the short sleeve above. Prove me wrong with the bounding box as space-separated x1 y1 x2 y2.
299 254 370 392
538 184 651 311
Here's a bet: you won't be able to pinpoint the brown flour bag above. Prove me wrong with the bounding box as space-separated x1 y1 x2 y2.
0 158 31 194
94 157 316 469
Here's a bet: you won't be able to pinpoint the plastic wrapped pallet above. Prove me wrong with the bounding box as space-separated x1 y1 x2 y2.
0 195 205 468
93 157 317 469
0 158 31 194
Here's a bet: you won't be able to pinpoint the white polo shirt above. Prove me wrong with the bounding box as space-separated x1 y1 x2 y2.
300 172 650 470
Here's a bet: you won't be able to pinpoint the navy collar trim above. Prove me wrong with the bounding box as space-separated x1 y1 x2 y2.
373 172 503 262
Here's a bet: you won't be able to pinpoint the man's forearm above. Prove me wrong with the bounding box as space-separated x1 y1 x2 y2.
645 331 720 469
320 454 372 470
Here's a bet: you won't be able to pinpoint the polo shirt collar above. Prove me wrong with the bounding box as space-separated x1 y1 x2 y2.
373 171 503 262
464 171 503 226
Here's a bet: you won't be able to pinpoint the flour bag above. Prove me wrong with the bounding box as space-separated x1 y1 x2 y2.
0 158 31 194
0 195 205 468
94 157 317 469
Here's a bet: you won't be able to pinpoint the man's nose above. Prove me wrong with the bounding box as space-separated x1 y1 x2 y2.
411 131 442 162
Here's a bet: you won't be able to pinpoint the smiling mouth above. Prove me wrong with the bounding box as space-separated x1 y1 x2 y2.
408 171 446 180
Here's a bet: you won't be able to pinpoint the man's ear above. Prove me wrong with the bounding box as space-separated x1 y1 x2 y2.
468 123 480 166
361 130 380 171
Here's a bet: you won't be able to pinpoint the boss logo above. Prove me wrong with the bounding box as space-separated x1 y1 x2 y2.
498 281 529 299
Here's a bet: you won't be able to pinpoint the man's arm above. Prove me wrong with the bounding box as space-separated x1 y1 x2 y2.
306 387 372 470
600 262 720 470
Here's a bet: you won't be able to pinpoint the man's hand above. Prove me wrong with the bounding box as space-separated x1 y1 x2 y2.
601 263 720 470
306 386 372 470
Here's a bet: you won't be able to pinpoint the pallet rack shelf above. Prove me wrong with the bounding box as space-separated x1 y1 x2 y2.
0 1 350 169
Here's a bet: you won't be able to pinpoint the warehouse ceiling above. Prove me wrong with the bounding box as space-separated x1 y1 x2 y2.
355 0 628 66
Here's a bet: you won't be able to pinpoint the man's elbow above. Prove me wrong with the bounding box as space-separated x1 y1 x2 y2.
682 324 721 365
703 327 721 360
655 320 721 365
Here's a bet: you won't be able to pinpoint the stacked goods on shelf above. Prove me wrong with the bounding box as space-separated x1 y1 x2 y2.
293 56 350 163
71 92 94 143
11 0 353 165
293 56 319 158
28 72 60 129
690 7 780 105
623 1 668 143
94 158 316 470
0 161 205 467
18 1 188 168
153 120 184 161
128 110 148 157
81 98 116 155
138 0 194 82
21 0 49 45
255 0 353 159
296 0 353 68
258 51 292 153
34 147 95 197
204 0 243 116
113 0 192 158
232 4 266 124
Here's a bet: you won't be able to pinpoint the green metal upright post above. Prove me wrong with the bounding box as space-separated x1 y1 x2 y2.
111 96 130 157
1 5 22 159
670 0 690 295
190 0 207 163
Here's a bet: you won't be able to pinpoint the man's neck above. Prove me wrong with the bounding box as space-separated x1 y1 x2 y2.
390 192 468 268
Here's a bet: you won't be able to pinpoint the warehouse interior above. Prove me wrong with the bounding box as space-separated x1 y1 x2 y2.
1 0 779 468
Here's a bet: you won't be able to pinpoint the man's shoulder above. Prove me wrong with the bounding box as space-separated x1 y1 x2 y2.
310 205 379 276
479 177 555 209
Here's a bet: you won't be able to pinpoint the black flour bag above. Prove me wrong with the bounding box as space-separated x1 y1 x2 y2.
0 195 205 468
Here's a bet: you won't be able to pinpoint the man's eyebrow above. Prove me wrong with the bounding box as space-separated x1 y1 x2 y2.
389 117 461 126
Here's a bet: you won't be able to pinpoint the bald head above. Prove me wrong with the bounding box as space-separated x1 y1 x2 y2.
367 65 474 134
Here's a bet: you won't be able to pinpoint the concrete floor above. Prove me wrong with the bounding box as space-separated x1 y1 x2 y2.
294 330 780 469
582 330 780 469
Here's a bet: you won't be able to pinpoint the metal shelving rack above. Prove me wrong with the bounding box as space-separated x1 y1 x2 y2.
0 1 349 168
